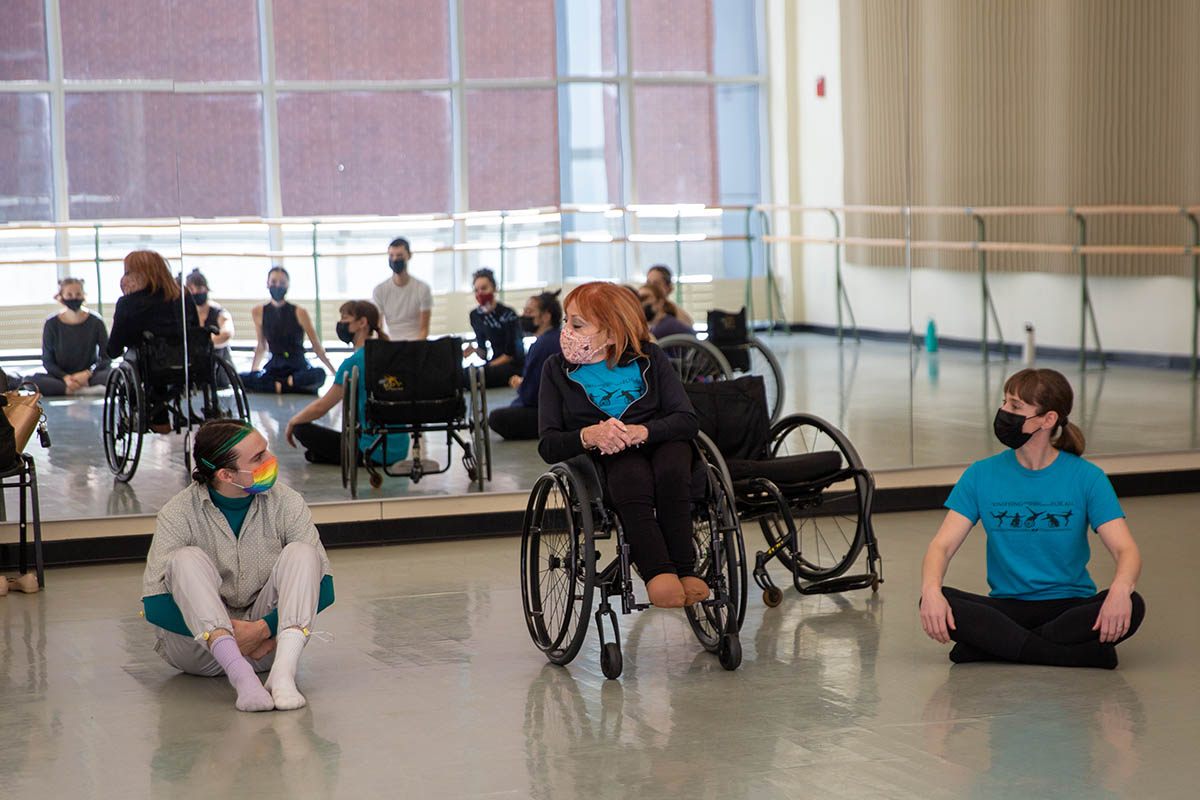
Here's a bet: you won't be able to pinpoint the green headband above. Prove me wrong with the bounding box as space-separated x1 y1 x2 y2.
199 425 253 470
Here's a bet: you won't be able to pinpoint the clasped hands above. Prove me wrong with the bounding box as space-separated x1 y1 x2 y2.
582 418 649 456
231 618 276 661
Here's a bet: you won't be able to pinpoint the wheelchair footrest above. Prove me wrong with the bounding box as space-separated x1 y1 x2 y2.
387 458 442 477
794 572 880 595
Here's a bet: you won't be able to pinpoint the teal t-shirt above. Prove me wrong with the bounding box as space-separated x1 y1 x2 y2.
567 361 646 418
944 449 1125 600
335 348 409 463
208 486 253 537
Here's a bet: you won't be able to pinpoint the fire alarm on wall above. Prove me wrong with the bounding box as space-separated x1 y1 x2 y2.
816 76 826 97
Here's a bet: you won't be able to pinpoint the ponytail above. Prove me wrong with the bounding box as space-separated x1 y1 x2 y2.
338 300 388 341
1053 420 1085 456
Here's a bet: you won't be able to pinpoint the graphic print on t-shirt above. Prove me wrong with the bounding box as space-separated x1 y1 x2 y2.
988 504 1076 532
568 362 645 418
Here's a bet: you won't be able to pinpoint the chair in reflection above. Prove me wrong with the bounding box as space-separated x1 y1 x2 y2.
341 337 490 498
684 375 883 607
102 326 250 482
655 334 732 384
0 453 44 588
519 436 746 679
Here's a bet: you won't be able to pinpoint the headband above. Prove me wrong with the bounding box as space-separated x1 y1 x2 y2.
199 425 253 470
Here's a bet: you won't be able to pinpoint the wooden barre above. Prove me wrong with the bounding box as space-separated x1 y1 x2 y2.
763 234 1199 256
756 203 1200 217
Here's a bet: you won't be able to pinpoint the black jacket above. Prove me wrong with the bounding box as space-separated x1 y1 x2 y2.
106 289 199 359
537 342 698 464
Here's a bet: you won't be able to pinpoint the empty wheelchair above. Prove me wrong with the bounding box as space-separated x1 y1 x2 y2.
705 308 785 424
103 327 249 482
520 436 746 679
341 337 490 497
683 376 882 607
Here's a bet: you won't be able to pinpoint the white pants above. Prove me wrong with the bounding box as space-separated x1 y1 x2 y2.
155 542 323 676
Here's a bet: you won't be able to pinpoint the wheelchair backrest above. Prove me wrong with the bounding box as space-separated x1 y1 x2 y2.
138 329 213 384
706 308 749 346
363 337 463 403
683 375 770 461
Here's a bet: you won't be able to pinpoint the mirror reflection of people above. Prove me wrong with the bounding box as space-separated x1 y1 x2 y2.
645 264 694 326
372 237 432 341
241 266 334 394
920 368 1145 668
285 300 409 466
26 277 110 396
464 267 525 388
141 420 335 711
184 269 235 382
538 281 706 609
488 290 562 440
638 282 694 340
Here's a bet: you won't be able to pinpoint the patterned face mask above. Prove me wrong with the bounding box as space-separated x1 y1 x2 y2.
560 326 604 364
231 456 278 494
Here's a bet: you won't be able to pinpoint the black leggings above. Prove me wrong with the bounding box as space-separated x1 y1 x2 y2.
934 586 1146 669
602 440 695 582
488 406 538 440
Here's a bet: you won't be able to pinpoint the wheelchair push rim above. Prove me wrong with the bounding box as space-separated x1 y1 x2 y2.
342 366 359 496
521 470 595 665
102 363 144 482
685 463 744 652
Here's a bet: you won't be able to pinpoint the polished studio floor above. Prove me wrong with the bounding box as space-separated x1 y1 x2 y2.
8 333 1200 521
1 493 1196 798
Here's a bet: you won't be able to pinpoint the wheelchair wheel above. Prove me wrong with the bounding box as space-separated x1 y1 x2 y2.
695 432 746 628
759 413 871 581
204 358 251 423
656 335 732 384
521 469 596 666
466 366 485 492
744 336 785 425
103 363 145 482
685 462 744 653
479 377 492 481
342 366 359 497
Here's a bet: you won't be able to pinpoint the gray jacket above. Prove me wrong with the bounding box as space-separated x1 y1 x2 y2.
142 482 332 612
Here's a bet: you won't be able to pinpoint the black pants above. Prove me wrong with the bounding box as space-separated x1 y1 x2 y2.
241 355 324 394
293 422 351 465
488 406 538 440
462 360 520 390
602 440 694 581
27 368 111 396
934 586 1146 668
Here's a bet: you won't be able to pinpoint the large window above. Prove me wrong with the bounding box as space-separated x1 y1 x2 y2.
1 0 764 297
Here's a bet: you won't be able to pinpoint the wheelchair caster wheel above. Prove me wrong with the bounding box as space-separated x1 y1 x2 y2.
600 642 623 679
718 633 742 671
762 586 783 607
369 473 383 489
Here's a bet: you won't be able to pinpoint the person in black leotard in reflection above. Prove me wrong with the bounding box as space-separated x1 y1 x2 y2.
239 267 335 394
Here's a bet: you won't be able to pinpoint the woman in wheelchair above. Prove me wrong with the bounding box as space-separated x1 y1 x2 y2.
241 266 336 394
920 368 1145 669
284 300 409 465
106 250 200 430
538 281 707 609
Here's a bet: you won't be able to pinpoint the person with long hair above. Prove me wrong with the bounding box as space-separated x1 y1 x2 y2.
638 282 694 340
26 277 110 396
284 300 409 465
240 266 335 394
106 250 199 358
645 264 694 326
141 419 335 711
919 368 1146 668
183 269 235 371
487 289 562 440
538 281 705 609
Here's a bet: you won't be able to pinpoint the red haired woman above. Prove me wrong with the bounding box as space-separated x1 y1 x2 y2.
538 282 706 609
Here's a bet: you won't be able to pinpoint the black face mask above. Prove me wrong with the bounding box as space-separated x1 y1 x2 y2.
63 298 84 312
519 315 538 334
389 258 407 275
336 321 355 344
993 408 1038 450
269 286 287 301
643 303 656 323
192 292 208 306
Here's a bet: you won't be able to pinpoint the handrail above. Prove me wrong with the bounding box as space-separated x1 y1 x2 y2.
762 235 1197 256
755 203 1200 217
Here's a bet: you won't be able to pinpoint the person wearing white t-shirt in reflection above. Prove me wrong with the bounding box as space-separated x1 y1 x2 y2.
371 237 433 341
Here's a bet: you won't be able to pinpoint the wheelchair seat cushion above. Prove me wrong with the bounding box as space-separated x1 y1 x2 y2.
726 451 843 487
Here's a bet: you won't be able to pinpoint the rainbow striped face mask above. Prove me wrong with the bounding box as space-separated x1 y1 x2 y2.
231 456 278 495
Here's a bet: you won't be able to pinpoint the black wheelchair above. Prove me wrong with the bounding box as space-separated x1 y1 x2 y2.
705 308 786 425
655 334 732 385
340 337 490 497
103 327 249 482
683 376 883 606
520 435 746 679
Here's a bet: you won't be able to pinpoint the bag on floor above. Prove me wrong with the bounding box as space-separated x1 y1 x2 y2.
1 383 44 457
0 397 15 469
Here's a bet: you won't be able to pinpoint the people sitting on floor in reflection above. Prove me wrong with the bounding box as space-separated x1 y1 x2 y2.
538 281 707 609
372 236 432 341
919 368 1145 669
240 266 335 395
464 267 525 389
26 277 111 396
184 269 235 381
645 264 694 326
141 419 335 712
639 282 695 340
107 250 201 431
488 289 562 440
285 300 409 466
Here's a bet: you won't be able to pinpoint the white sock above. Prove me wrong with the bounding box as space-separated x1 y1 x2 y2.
264 628 309 710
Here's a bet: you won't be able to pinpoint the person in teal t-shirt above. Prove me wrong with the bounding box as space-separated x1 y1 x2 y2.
919 369 1145 669
285 300 409 466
